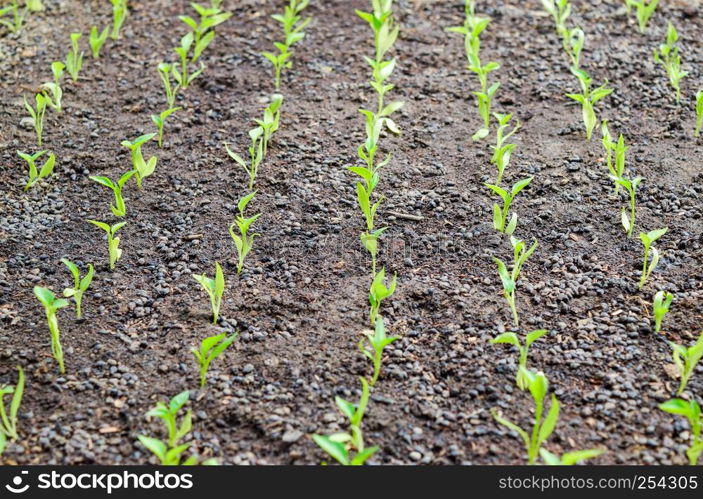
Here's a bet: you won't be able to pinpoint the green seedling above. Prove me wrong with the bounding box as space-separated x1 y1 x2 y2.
23 93 47 147
192 332 237 388
447 15 500 140
485 176 533 235
611 175 642 238
567 68 612 141
494 237 538 327
89 25 110 58
109 0 128 40
33 286 69 374
262 0 311 90
138 391 215 465
540 0 571 37
192 261 225 325
369 267 396 325
490 113 520 184
60 259 94 319
18 150 55 191
121 133 157 188
601 121 628 193
540 448 604 465
669 333 703 395
695 90 703 138
88 220 126 270
229 192 261 274
173 32 205 90
0 0 26 33
89 171 136 217
652 290 673 334
639 227 666 288
157 62 180 108
492 369 560 465
65 32 84 82
151 107 181 148
41 82 63 113
51 61 65 86
563 26 584 68
254 95 283 157
659 398 702 465
225 125 266 190
653 23 688 103
180 1 232 62
491 330 548 390
0 366 25 451
360 228 387 275
359 317 399 386
313 376 379 466
625 0 659 33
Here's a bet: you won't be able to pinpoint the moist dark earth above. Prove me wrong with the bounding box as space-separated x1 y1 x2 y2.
0 0 702 465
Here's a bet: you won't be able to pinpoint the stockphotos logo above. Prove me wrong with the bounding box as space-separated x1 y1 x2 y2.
3 470 194 495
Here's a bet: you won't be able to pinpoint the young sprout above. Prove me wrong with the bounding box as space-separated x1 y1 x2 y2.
192 261 225 325
490 113 520 185
540 0 571 37
485 177 533 235
88 220 126 270
109 0 128 40
65 33 84 82
639 227 667 288
51 61 65 87
567 68 613 141
121 133 157 188
23 93 47 147
653 23 688 103
60 258 94 319
225 128 264 191
191 332 237 388
695 90 703 138
601 121 628 193
151 107 181 148
173 32 205 90
179 1 232 62
89 171 136 217
624 0 659 33
138 391 216 465
540 448 604 465
447 15 500 140
229 192 261 274
563 26 584 69
611 175 642 238
492 369 560 465
0 1 26 34
262 0 311 90
26 0 42 11
33 286 69 374
669 333 703 395
494 237 538 327
0 366 25 449
18 150 55 191
652 290 673 334
89 25 110 58
659 398 702 465
490 329 548 390
358 317 399 386
312 377 379 466
255 95 284 157
40 81 63 114
157 62 180 109
369 267 397 326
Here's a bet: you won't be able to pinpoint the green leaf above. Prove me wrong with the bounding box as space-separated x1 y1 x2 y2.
490 332 520 348
538 395 560 445
312 434 349 465
138 435 168 461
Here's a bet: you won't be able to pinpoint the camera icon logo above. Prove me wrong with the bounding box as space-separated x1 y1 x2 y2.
5 470 30 494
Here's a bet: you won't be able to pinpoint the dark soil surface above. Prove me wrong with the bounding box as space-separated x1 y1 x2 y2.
1 0 702 465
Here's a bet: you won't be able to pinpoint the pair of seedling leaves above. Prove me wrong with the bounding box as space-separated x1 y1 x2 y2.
18 150 55 191
567 67 612 141
192 261 225 325
192 332 237 388
659 398 703 465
